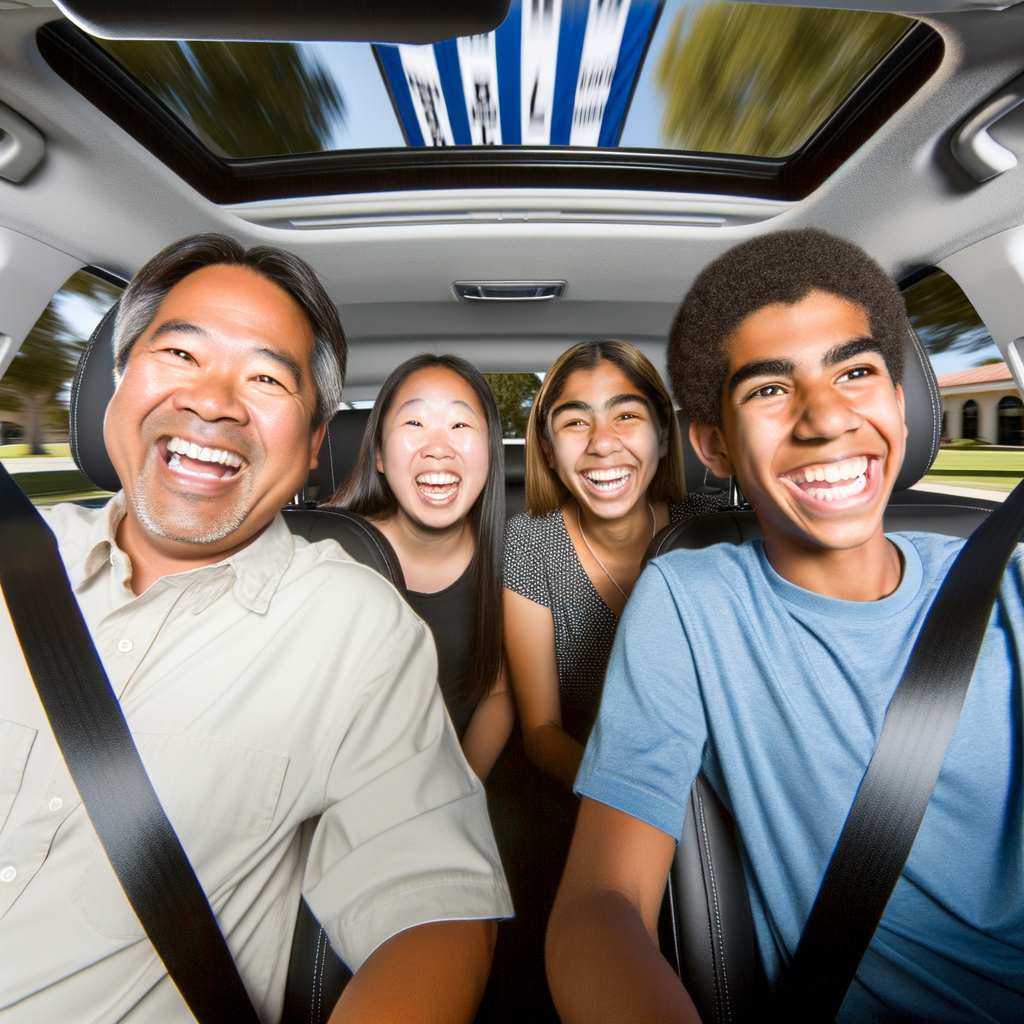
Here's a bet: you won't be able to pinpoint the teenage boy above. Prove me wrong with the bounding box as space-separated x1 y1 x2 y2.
0 234 511 1022
546 229 1022 1023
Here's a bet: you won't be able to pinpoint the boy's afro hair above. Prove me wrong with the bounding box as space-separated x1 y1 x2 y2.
667 228 908 425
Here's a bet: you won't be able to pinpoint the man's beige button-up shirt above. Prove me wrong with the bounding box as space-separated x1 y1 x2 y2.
0 497 512 1023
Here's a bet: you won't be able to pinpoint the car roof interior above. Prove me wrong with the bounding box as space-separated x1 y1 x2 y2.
4 1 1024 444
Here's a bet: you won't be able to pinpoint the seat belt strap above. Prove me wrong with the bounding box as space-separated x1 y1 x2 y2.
0 465 260 1024
778 476 1024 1023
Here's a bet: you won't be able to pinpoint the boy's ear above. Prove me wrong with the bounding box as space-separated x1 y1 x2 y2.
689 421 736 479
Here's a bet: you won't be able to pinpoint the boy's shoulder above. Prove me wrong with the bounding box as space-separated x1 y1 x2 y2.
650 537 764 587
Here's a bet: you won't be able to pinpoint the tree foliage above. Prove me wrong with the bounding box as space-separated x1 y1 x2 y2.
653 3 908 157
484 372 542 438
100 39 345 158
0 271 121 453
903 269 995 358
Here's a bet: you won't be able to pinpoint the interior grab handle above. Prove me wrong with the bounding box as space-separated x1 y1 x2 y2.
952 72 1024 182
0 101 45 184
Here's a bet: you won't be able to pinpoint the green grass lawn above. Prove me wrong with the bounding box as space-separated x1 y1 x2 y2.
924 447 1024 492
0 442 72 458
9 469 111 506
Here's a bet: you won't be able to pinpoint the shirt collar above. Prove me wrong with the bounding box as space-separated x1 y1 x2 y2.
72 494 296 615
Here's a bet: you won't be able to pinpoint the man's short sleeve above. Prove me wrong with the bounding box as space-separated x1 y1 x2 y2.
575 561 708 841
303 614 512 971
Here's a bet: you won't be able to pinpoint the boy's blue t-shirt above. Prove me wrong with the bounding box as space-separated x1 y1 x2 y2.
576 533 1023 1023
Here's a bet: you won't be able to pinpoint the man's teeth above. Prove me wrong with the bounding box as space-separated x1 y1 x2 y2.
786 456 868 485
166 436 243 468
803 473 868 502
583 468 631 491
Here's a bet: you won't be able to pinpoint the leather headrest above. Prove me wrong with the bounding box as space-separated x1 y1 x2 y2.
69 300 368 497
675 329 941 495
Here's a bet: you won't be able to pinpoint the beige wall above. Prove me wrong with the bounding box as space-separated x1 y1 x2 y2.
941 384 1020 443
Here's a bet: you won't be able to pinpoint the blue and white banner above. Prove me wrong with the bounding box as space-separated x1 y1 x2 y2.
375 0 664 148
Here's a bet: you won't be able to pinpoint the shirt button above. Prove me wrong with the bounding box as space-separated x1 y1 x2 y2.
49 797 63 812
0 866 16 883
117 638 133 653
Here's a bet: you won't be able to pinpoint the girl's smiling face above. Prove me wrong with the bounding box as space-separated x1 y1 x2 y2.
544 360 667 521
376 366 491 531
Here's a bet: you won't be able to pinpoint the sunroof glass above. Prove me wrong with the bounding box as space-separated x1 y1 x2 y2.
95 0 910 161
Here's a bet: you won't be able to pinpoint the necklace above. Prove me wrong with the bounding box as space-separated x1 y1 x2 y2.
576 502 656 601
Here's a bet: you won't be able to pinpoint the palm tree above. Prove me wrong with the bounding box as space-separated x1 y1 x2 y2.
99 39 345 158
653 3 908 157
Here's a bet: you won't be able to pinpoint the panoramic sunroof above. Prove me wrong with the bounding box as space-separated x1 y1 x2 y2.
92 0 910 161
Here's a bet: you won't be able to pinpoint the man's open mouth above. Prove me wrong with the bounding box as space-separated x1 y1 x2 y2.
164 436 246 480
581 467 633 494
416 471 460 501
782 455 870 503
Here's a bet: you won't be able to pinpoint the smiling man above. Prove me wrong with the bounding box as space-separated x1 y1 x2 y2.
0 234 511 1023
546 230 1023 1023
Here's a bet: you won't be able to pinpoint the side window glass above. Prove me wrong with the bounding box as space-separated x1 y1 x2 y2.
0 269 122 505
903 269 1022 497
483 372 542 439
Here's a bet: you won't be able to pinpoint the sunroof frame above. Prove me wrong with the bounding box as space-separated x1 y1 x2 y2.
36 17 943 205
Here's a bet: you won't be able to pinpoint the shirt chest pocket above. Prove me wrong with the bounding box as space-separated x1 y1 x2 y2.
71 734 289 940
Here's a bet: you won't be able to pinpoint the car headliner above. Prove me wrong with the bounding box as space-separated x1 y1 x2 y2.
2 3 1024 399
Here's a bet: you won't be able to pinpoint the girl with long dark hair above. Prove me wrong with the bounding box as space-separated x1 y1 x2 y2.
326 354 512 780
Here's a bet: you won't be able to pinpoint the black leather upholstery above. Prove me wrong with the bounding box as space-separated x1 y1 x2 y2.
69 303 120 493
649 501 996 558
305 409 371 502
658 774 769 1024
505 442 526 517
281 507 407 591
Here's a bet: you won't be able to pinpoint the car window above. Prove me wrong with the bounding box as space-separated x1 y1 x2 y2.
0 269 121 507
484 372 542 438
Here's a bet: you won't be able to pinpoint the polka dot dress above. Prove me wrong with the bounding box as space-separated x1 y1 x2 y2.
503 492 725 743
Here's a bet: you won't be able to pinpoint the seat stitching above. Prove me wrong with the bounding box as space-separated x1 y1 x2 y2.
696 785 732 1024
693 789 724 1022
312 927 325 1024
666 871 682 976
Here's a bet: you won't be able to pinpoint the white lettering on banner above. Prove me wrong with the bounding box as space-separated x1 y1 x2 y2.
398 44 455 147
521 0 562 145
458 33 502 146
570 0 631 146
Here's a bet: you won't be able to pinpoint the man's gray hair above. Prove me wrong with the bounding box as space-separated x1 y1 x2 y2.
111 234 346 427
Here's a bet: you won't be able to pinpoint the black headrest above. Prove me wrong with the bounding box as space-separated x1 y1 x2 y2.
675 329 941 495
69 300 370 497
504 442 525 485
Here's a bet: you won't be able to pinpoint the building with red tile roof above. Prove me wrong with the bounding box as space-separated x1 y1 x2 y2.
937 361 1022 444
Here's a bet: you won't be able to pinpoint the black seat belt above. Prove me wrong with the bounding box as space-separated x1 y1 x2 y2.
0 464 260 1024
777 475 1024 1023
